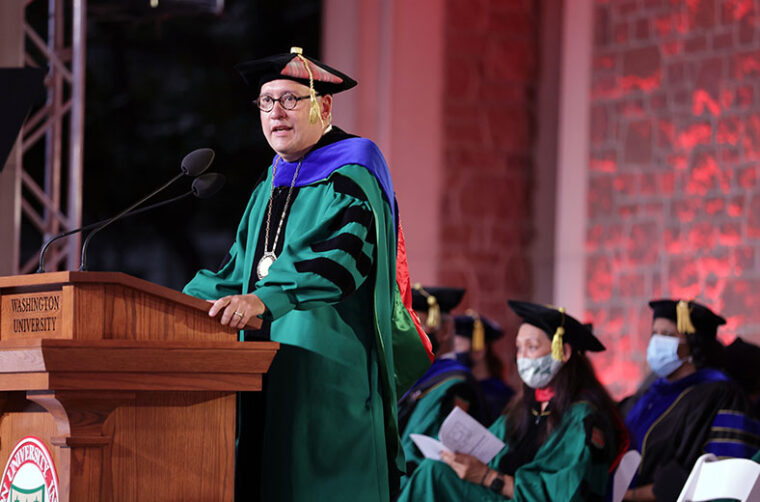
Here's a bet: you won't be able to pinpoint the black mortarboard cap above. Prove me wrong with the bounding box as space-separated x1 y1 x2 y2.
235 47 357 95
411 286 465 314
648 299 726 339
507 300 605 353
454 312 503 351
411 285 465 332
454 314 503 342
0 67 45 171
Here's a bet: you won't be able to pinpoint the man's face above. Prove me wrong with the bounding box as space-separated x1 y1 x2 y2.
259 79 332 162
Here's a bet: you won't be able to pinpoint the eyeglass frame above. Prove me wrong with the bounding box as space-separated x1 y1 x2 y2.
253 92 321 112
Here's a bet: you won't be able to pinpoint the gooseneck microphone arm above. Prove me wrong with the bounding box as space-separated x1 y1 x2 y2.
37 191 192 273
79 172 185 271
38 171 225 273
77 148 216 272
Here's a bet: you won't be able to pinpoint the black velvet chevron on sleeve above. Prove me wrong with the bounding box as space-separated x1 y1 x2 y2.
311 233 372 276
328 205 373 236
295 258 357 298
331 174 369 202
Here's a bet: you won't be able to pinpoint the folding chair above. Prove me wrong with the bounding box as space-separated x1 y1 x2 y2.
612 450 641 502
676 453 760 502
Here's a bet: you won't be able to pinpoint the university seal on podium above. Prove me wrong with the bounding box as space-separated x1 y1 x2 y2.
0 437 59 502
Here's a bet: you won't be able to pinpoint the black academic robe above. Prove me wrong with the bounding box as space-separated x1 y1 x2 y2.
627 374 756 501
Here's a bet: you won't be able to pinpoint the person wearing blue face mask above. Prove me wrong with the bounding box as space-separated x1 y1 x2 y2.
623 299 760 502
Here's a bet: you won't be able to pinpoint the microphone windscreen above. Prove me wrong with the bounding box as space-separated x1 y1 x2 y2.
192 172 225 199
181 148 215 176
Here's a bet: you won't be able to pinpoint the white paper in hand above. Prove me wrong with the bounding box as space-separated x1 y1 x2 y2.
409 434 452 461
437 406 506 464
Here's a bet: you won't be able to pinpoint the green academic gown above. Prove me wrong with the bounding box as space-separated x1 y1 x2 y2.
397 402 614 502
184 138 420 501
398 359 488 481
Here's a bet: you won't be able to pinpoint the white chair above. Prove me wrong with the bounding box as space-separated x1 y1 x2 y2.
676 453 760 502
612 450 641 502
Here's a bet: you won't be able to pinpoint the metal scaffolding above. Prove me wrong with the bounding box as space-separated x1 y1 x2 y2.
2 0 87 275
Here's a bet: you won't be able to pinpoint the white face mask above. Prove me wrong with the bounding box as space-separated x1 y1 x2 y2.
517 353 564 389
647 334 686 377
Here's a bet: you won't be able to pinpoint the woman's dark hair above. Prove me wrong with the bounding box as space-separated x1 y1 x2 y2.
685 331 726 370
505 349 622 447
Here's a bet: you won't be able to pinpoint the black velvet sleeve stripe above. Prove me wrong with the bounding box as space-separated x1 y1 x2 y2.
295 258 356 298
311 233 372 276
329 205 373 233
331 174 368 202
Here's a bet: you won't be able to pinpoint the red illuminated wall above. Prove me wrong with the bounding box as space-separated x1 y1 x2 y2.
588 0 760 397
439 0 539 360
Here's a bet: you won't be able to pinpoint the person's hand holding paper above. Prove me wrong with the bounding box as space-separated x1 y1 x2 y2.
410 406 505 464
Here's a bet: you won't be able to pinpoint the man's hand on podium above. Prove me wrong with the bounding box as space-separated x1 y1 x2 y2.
208 294 266 330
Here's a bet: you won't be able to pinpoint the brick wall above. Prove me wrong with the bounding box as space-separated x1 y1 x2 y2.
441 0 539 370
589 0 760 397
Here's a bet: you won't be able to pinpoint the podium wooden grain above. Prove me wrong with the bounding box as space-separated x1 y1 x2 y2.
0 272 276 501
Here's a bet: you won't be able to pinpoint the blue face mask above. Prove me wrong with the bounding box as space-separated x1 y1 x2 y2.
647 334 686 377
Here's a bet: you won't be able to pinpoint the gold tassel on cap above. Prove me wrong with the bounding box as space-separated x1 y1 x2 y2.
466 309 485 351
551 307 566 361
676 300 696 334
291 47 322 125
414 284 440 330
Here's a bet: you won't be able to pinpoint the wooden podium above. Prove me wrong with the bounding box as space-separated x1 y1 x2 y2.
0 272 277 501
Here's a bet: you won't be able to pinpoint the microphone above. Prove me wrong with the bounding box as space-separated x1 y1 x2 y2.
181 148 215 176
37 171 225 273
191 171 225 199
78 148 215 271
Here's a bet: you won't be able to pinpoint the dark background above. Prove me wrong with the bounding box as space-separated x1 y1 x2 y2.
22 0 322 289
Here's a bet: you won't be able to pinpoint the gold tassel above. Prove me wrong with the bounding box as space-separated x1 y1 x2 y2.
426 297 440 331
466 309 485 351
676 300 696 334
551 307 565 361
414 284 440 330
294 51 322 125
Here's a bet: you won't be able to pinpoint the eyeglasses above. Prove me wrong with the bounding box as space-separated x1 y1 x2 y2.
254 92 318 112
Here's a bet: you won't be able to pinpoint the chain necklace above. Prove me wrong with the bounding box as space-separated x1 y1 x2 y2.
256 156 302 279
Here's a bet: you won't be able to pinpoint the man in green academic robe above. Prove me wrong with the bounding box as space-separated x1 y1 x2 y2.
183 48 431 502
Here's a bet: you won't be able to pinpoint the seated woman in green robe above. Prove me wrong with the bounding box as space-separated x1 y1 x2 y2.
397 301 626 502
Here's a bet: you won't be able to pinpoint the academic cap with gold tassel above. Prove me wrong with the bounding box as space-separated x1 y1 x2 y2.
235 46 357 99
649 299 726 338
413 284 441 331
507 300 606 354
411 285 466 331
453 311 504 350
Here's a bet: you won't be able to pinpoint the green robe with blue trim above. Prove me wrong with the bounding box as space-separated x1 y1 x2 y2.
397 402 615 501
397 358 488 485
184 130 428 502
